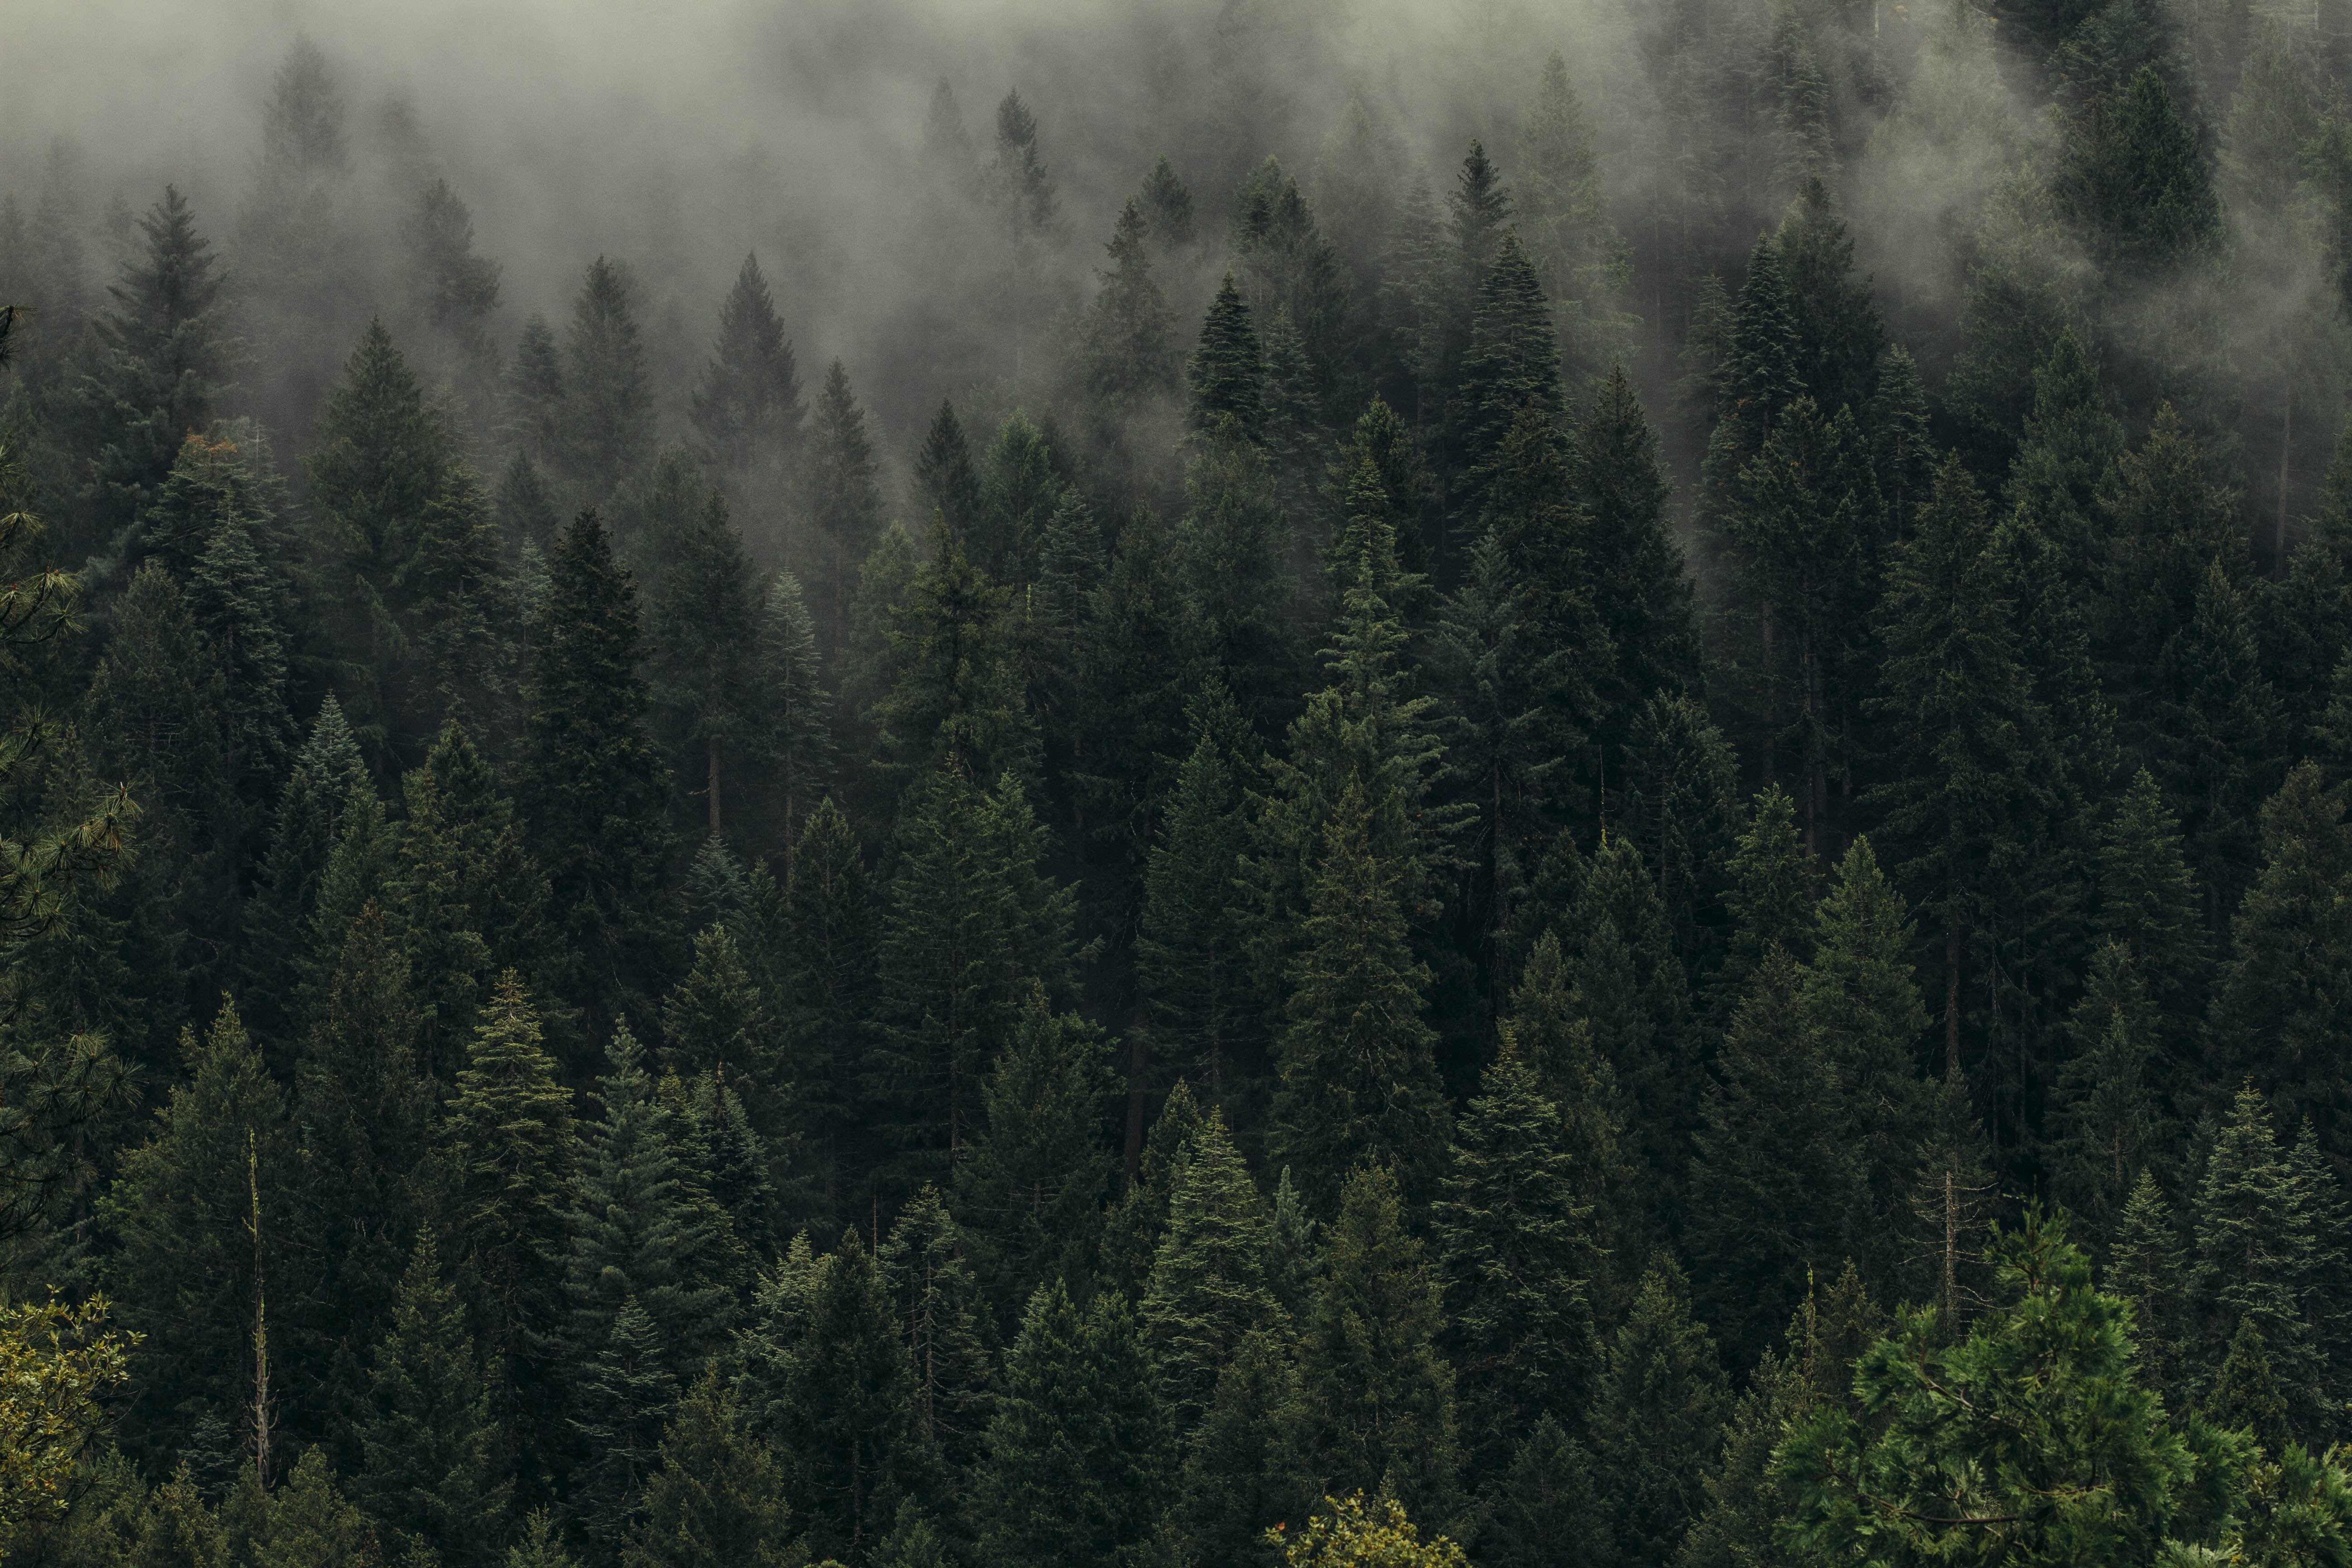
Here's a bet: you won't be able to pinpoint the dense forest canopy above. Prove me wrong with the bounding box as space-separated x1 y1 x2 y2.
6 0 2352 1562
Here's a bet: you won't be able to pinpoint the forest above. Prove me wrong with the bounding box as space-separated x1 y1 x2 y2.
5 0 2352 1562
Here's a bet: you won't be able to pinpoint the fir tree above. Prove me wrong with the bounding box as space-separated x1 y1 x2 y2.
1686 946 1861 1369
2096 767 2209 1076
1449 232 1561 529
1189 275 1265 440
688 253 803 490
356 1228 510 1568
569 1296 679 1558
772 798 877 1215
976 409 1058 582
2110 1170 2190 1404
241 696 372 1051
755 1233 919 1563
2055 65 2223 276
1141 1109 1280 1431
624 1365 802 1568
1299 1165 1462 1519
2006 329 2126 578
2048 942 2162 1254
1099 1082 1207 1303
914 401 984 549
652 485 763 838
877 1186 994 1487
873 519 1029 783
955 987 1117 1318
1179 1326 1313 1568
1590 1259 1731 1568
804 362 884 634
660 925 789 1192
1431 1046 1598 1473
1078 197 1181 416
1272 783 1451 1211
1142 156 1195 252
442 972 574 1473
1174 426 1294 728
973 1282 1171 1568
2206 1315 2294 1456
519 510 680 1039
1480 1414 1612 1568
1573 365 1701 722
562 257 655 500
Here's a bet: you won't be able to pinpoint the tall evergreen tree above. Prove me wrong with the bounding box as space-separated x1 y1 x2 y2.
972 1282 1171 1568
1590 1260 1731 1568
2048 942 2161 1254
1431 1045 1598 1473
914 401 984 547
356 1228 510 1568
626 1365 801 1568
562 257 655 500
652 486 763 838
1573 365 1701 724
1449 232 1561 529
1141 1109 1280 1431
804 361 884 636
1299 1165 1462 1519
519 510 680 1039
1179 1326 1313 1568
2054 65 2223 276
687 253 803 493
1189 275 1265 440
769 798 877 1217
877 1187 995 1490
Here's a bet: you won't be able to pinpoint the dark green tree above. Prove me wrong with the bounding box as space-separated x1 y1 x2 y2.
1141 1109 1280 1431
519 510 680 1039
1179 1326 1313 1568
1573 365 1701 722
356 1228 510 1568
1449 231 1561 529
804 361 884 635
652 485 763 839
625 1364 803 1568
1590 1260 1731 1568
1188 274 1265 440
914 401 984 547
561 257 655 500
2055 65 2223 276
687 253 803 492
1299 1165 1462 1519
2048 942 2162 1254
877 1186 995 1489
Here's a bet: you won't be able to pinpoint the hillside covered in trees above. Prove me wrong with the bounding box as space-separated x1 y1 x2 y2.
8 0 2352 1562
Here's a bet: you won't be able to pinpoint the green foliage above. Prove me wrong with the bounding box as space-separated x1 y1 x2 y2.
561 258 655 500
1299 1166 1461 1519
1142 1110 1280 1431
1590 1259 1730 1567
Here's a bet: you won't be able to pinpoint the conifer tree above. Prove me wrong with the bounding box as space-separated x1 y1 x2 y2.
569 1297 678 1557
1299 1165 1462 1519
1189 275 1265 440
563 1025 734 1389
2209 764 2352 1177
1078 197 1181 417
2006 330 2126 577
2048 942 2161 1253
1574 365 1700 722
2206 1315 2294 1457
1590 1259 1730 1567
1449 232 1561 528
1272 783 1450 1210
1099 1082 1206 1303
652 486 763 838
442 973 574 1473
1799 837 1932 1289
626 1365 801 1568
1174 426 1294 726
242 696 372 1049
519 510 680 1038
877 1187 994 1488
1686 946 1860 1369
357 1228 510 1568
1694 235 1803 538
955 987 1117 1317
975 409 1058 582
1432 1046 1598 1473
772 798 877 1212
973 1282 1171 1568
2055 65 2223 276
562 257 655 500
2190 1085 2337 1437
874 519 1030 783
1504 933 1632 1293
187 511 295 834
688 253 803 493
2096 767 2208 1068
1480 1413 1612 1568
914 401 985 548
1141 1110 1280 1431
804 361 884 634
2110 1169 2190 1403
103 1002 290 1470
660 926 787 1185
69 186 232 550
756 1234 919 1563
1180 1326 1313 1568
1519 51 1629 377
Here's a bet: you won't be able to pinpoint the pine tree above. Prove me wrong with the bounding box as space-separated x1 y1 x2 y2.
1141 1110 1280 1431
2190 1085 2335 1438
519 510 680 1038
1686 946 1861 1369
1590 1259 1731 1568
804 361 884 635
1618 694 1740 975
1189 275 1265 440
973 1282 1171 1568
2095 767 2208 1083
2110 1170 2189 1403
877 1186 994 1487
1693 235 1803 540
102 1002 290 1471
1574 365 1700 723
955 987 1117 1318
2208 764 2352 1180
356 1228 510 1568
562 257 655 500
563 1025 734 1390
1480 1413 1612 1568
1179 1325 1313 1568
568 1296 679 1558
771 798 876 1216
2048 942 2161 1254
660 925 789 1200
873 519 1030 783
625 1364 802 1568
1449 232 1561 529
1272 782 1450 1211
1078 197 1181 417
976 409 1058 582
1099 1081 1207 1303
688 253 803 493
1174 426 1295 727
753 1233 918 1563
1800 837 1933 1293
1299 1165 1462 1519
1519 51 1629 377
1774 179 1884 417
1431 1047 1598 1473
241 697 371 1050
2206 1315 2294 1456
69 186 232 552
442 972 573 1475
2006 330 2126 578
2055 65 2223 276
652 485 763 838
